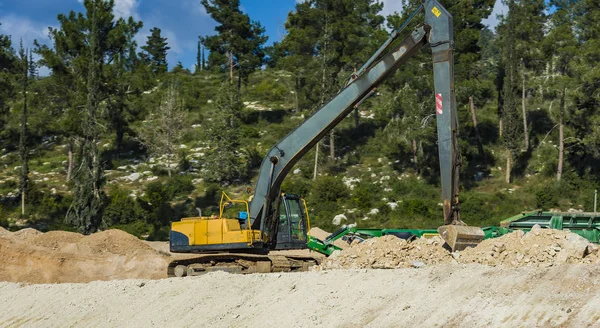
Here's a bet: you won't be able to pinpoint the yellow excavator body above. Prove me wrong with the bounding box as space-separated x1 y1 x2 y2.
170 218 264 252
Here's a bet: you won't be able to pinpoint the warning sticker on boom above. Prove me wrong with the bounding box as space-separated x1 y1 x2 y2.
432 7 441 17
436 94 443 115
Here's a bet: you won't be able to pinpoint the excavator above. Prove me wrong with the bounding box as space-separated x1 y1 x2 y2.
168 0 485 277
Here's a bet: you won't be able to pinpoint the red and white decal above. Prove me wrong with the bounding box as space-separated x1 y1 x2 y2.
436 93 443 115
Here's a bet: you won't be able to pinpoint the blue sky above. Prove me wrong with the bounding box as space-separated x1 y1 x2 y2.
0 0 505 73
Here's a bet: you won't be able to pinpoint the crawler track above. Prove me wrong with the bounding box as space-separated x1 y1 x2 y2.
167 252 322 277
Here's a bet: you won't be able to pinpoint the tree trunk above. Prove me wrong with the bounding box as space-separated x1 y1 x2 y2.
522 78 529 150
313 142 319 180
557 88 565 182
505 149 511 184
294 75 299 112
412 139 419 174
237 69 242 95
354 108 359 129
21 192 25 216
469 96 484 157
67 139 74 182
229 52 234 84
499 118 503 138
329 130 335 161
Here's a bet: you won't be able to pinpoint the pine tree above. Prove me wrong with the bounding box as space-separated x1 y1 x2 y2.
196 39 202 73
278 0 385 162
142 27 170 74
543 0 578 182
18 42 29 216
571 0 600 175
201 0 268 91
499 0 523 183
66 1 107 234
203 83 248 184
0 24 16 133
107 17 143 156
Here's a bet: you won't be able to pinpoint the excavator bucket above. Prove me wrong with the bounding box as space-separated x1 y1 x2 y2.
437 225 485 251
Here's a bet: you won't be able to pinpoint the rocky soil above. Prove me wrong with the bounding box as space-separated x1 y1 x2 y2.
319 225 600 270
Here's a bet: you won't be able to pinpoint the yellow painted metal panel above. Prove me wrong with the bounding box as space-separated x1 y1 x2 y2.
206 219 223 244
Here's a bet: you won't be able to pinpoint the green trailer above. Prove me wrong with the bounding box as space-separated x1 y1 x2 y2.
499 210 600 243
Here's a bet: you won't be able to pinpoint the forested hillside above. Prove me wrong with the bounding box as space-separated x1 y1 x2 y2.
0 0 599 238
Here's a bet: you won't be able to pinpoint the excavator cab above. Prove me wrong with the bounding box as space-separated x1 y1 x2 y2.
274 194 311 250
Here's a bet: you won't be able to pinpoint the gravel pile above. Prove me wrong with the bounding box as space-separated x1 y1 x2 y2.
319 225 600 270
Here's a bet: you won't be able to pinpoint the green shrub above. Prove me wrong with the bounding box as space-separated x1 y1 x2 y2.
535 187 559 209
282 178 312 199
37 193 71 221
310 176 349 203
164 175 195 200
351 182 382 210
104 186 146 226
400 199 430 217
251 79 287 102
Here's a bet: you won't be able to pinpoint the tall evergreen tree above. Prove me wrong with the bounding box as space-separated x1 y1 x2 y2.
141 27 170 74
201 0 268 91
543 0 578 182
498 0 523 183
106 17 143 155
278 0 385 162
572 0 600 175
66 0 108 234
204 83 248 184
0 24 16 136
18 42 29 216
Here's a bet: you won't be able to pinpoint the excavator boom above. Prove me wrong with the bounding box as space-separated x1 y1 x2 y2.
249 0 483 250
169 1 484 268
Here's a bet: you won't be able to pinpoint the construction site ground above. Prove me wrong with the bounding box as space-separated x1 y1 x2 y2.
2 226 600 327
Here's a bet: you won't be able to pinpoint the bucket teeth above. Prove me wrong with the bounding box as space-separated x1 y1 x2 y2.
438 225 485 251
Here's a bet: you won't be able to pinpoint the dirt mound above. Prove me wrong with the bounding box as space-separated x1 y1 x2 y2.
30 231 84 250
0 228 169 284
11 227 42 239
319 226 600 270
79 229 159 256
0 226 8 236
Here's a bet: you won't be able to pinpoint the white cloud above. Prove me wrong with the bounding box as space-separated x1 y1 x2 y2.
482 0 507 29
113 0 140 19
78 0 140 20
183 0 208 16
381 0 404 17
0 14 50 46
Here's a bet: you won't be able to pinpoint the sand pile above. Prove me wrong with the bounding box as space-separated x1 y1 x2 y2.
319 225 600 270
0 228 169 283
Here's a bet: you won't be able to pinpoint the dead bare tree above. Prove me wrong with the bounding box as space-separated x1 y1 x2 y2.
136 81 186 177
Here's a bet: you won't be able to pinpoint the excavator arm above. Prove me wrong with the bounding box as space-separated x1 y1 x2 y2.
249 0 483 250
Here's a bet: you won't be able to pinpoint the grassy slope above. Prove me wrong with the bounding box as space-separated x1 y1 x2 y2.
0 68 596 234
